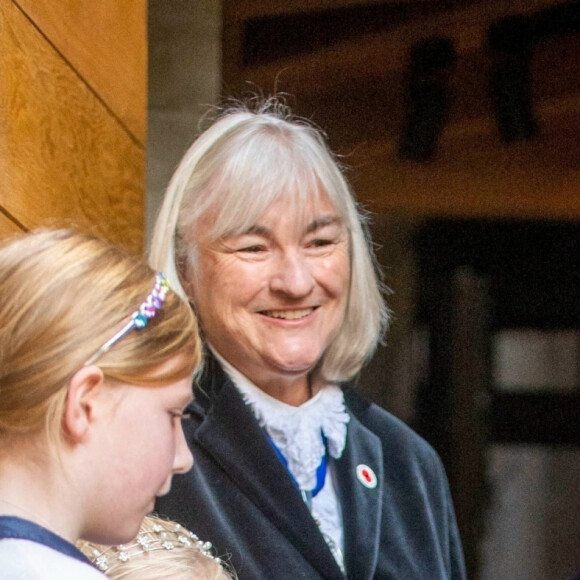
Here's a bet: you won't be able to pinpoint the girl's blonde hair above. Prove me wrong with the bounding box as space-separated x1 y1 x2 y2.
78 514 235 579
0 228 201 445
150 98 389 383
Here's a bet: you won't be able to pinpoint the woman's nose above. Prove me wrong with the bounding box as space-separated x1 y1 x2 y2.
269 250 315 297
173 424 194 475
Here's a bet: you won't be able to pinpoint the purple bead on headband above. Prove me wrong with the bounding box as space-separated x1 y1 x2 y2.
85 272 170 365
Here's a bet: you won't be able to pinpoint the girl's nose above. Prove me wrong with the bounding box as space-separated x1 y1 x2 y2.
173 423 194 475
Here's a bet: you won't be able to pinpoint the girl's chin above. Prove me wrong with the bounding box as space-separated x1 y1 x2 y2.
156 485 171 499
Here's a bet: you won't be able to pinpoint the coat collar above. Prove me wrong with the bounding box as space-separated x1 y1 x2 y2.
192 356 383 579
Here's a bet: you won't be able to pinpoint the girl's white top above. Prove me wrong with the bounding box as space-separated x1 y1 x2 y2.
0 539 105 579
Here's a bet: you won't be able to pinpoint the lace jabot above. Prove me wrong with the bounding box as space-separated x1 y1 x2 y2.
215 353 350 492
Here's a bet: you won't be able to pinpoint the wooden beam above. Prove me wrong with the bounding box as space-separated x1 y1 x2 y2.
346 105 580 219
223 0 570 90
224 0 410 20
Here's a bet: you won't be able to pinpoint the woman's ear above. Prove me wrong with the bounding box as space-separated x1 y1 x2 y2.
63 365 105 443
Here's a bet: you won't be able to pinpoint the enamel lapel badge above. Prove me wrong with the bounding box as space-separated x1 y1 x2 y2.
356 464 377 489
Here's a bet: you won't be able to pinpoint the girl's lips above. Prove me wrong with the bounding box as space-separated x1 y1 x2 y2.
260 307 315 320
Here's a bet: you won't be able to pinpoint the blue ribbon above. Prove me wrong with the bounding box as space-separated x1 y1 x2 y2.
266 431 328 501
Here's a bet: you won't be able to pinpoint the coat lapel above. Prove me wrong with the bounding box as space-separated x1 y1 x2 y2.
194 365 346 579
334 410 384 580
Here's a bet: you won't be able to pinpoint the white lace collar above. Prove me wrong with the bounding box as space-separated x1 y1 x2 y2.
212 349 350 491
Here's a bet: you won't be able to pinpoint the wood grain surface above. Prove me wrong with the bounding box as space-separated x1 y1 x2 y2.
15 0 147 144
0 0 145 253
0 210 25 239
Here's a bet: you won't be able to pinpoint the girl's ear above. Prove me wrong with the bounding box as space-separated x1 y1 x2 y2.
63 365 105 443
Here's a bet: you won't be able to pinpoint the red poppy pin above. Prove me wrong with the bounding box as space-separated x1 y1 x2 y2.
356 464 377 489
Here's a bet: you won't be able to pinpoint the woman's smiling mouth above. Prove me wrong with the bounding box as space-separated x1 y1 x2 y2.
260 308 315 320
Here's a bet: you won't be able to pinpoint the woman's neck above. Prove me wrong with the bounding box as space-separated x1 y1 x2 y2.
259 377 313 406
211 347 321 406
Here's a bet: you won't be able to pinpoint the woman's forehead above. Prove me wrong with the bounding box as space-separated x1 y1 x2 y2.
206 186 344 240
259 194 341 224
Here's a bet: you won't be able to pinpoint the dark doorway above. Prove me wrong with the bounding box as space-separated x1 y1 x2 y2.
414 218 580 580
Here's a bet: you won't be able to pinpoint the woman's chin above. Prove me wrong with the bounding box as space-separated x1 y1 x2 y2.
264 348 314 369
269 358 320 380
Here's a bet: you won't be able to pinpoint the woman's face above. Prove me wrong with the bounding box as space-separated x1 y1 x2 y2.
187 194 350 398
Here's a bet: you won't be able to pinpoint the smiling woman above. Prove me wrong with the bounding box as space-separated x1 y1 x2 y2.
150 97 466 580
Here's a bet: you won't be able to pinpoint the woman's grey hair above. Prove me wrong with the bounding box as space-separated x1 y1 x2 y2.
150 98 389 382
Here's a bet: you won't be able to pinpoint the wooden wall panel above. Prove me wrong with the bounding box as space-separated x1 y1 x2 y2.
15 0 147 144
0 0 145 253
0 211 25 239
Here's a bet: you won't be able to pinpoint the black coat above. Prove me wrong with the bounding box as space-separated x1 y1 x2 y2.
156 356 466 580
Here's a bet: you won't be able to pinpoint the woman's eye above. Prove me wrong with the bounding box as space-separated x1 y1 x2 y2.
306 237 337 251
311 238 333 247
239 245 265 253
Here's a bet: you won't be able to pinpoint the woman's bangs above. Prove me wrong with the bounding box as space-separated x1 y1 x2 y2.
208 147 323 240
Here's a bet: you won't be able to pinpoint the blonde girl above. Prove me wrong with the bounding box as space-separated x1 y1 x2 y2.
0 228 201 579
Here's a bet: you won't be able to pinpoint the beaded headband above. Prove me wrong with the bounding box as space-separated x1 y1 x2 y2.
85 272 170 365
87 521 222 573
